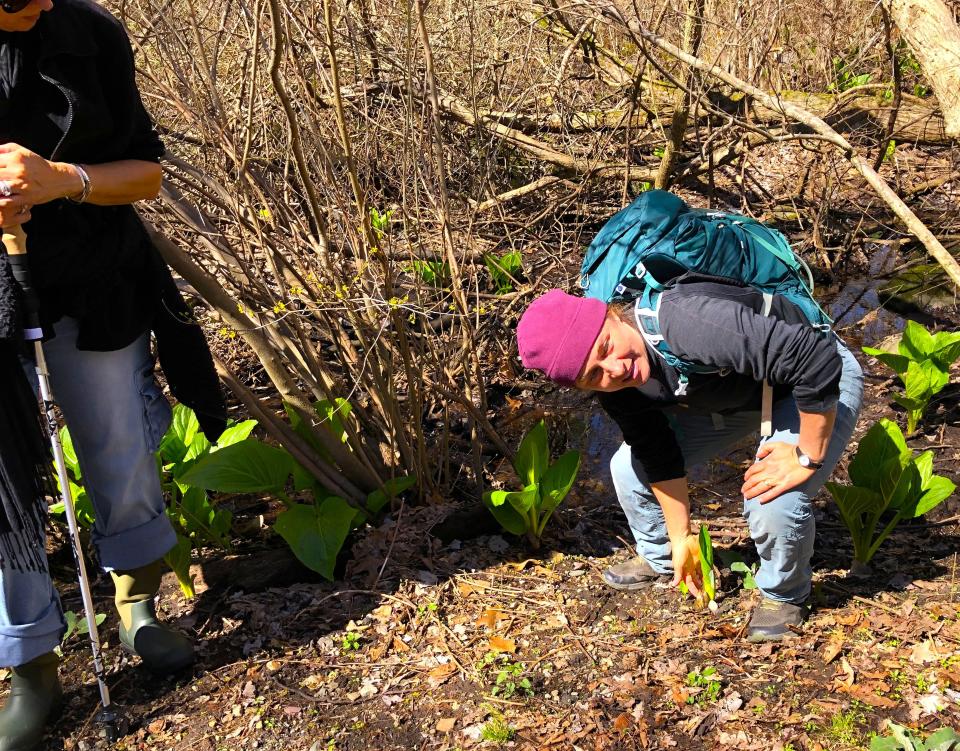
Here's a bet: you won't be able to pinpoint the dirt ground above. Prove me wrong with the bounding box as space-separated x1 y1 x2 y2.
15 284 960 751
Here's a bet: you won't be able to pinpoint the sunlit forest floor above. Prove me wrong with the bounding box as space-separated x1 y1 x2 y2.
42 323 960 751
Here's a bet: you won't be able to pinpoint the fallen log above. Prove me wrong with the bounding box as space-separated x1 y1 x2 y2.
465 90 950 144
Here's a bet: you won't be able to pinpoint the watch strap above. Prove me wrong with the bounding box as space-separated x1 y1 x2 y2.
795 446 824 470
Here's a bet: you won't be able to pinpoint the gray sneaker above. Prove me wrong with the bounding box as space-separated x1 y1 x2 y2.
746 597 808 642
602 556 670 591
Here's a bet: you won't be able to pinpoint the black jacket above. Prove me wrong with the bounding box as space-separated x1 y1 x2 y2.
598 279 843 483
0 0 226 440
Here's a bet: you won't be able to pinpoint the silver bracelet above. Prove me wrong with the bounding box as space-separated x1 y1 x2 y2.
67 164 92 204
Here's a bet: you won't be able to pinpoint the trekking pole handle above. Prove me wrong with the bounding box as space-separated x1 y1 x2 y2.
2 224 43 340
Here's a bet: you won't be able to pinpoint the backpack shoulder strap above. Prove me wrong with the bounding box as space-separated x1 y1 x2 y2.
759 291 774 438
632 289 716 397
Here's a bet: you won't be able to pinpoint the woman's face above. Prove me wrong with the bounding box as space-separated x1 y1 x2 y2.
574 311 651 392
0 0 52 32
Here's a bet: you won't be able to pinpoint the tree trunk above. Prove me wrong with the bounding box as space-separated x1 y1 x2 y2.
655 0 705 189
886 0 960 138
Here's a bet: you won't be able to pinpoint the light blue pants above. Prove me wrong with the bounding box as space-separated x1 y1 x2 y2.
0 317 176 667
609 341 863 604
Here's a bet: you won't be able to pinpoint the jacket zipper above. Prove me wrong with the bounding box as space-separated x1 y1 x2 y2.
38 69 73 161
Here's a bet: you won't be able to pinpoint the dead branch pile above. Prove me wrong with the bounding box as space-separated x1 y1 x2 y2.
112 0 960 499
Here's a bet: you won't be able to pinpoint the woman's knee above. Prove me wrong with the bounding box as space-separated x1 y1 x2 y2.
743 494 813 544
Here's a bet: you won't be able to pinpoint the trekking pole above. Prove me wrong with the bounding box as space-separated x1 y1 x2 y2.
1 224 122 742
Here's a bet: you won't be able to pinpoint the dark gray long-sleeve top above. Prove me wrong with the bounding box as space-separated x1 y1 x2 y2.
597 279 843 483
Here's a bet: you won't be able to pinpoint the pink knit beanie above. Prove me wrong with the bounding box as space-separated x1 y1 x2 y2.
516 289 607 386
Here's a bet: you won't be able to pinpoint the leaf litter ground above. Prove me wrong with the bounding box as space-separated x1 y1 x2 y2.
12 207 960 751
25 340 960 751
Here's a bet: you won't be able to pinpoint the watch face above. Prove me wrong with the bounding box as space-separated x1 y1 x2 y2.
798 454 810 467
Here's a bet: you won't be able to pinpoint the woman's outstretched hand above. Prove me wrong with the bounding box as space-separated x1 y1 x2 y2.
742 441 815 503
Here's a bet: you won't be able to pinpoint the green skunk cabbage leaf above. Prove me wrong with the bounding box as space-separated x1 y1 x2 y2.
366 475 418 514
861 347 910 377
849 419 908 491
274 497 356 581
214 419 258 449
539 450 581 515
164 534 196 598
514 420 549 487
698 525 716 602
482 491 528 536
59 426 81 481
180 439 292 494
160 404 200 465
900 319 936 360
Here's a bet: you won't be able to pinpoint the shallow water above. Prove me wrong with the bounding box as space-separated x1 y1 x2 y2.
824 243 958 348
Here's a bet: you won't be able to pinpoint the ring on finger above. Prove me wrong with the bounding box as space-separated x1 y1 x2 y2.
0 180 12 198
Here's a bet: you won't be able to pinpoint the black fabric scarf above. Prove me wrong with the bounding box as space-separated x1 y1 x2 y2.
0 257 51 573
0 33 52 572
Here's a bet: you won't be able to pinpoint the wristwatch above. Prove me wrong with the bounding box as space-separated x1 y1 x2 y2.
795 446 824 470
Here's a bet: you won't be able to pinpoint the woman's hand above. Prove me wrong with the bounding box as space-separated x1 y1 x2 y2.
742 441 815 503
0 143 81 220
670 532 703 599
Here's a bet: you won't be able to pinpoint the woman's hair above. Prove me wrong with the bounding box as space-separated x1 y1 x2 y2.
610 298 639 331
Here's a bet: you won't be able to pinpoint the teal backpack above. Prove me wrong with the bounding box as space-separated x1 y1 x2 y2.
579 190 832 422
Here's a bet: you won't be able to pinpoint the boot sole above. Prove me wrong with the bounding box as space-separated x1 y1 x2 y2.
119 642 195 675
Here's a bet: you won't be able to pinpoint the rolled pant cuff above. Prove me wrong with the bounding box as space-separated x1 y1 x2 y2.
0 600 65 668
95 510 177 572
756 585 809 606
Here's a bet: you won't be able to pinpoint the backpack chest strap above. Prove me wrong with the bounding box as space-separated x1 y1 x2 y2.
634 289 777 430
632 291 717 398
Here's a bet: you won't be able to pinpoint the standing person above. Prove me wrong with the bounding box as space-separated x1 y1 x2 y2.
0 0 225 747
516 283 863 642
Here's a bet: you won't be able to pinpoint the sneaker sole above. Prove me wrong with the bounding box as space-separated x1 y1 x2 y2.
601 574 670 592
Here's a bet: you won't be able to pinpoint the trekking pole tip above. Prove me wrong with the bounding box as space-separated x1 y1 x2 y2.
96 706 128 742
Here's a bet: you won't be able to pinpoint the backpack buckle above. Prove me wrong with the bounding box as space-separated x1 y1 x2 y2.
633 261 647 280
633 303 663 345
579 273 590 290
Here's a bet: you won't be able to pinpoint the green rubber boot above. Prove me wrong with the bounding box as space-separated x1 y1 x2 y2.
113 561 194 674
0 652 62 751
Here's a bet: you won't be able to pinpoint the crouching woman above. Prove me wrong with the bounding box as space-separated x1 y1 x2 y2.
516 282 863 641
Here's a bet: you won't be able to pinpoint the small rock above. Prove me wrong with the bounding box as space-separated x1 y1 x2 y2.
416 570 439 585
487 535 510 553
